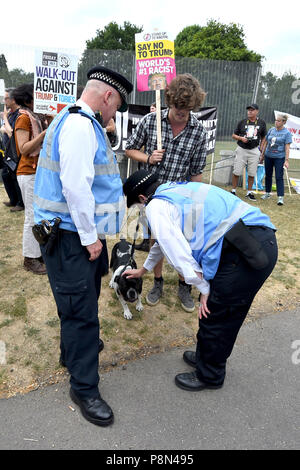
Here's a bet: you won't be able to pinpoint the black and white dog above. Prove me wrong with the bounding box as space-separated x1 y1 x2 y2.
109 239 143 320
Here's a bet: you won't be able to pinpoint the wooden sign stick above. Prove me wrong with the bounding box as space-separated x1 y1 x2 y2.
156 89 162 150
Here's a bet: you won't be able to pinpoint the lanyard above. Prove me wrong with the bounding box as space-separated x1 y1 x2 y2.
246 119 258 129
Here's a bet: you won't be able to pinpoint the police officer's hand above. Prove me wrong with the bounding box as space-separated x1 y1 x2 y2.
86 239 103 261
198 293 210 319
122 267 147 278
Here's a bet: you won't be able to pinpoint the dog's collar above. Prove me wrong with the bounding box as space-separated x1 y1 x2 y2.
119 263 134 278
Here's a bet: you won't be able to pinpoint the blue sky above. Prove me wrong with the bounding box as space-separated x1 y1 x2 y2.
1 0 300 73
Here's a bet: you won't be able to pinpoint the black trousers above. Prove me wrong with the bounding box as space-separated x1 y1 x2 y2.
2 165 24 207
196 226 278 386
41 230 108 399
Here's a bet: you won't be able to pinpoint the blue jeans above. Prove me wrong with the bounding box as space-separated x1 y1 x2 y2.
264 156 285 196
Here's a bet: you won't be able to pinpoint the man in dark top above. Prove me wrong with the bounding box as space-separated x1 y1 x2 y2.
1 88 24 211
231 104 266 201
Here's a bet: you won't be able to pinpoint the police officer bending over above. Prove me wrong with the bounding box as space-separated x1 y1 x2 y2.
33 67 133 426
123 170 278 391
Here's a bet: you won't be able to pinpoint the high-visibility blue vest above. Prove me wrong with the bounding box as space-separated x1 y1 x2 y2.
33 106 125 235
152 182 275 280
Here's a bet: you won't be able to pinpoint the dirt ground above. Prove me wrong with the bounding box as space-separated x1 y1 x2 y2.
0 187 299 398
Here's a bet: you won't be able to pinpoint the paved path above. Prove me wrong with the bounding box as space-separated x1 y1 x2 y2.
0 309 299 450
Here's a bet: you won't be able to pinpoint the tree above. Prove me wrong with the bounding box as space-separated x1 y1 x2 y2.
85 21 143 51
173 21 263 137
0 54 9 83
0 53 33 87
257 71 300 124
6 69 34 87
78 21 143 86
175 20 263 63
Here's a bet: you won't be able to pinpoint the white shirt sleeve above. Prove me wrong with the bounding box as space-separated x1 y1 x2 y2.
143 241 164 271
143 199 210 295
58 111 98 246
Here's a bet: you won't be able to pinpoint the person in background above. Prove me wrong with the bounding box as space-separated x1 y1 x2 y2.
260 114 292 206
125 74 207 313
231 104 267 201
0 88 24 211
13 84 48 274
134 101 158 253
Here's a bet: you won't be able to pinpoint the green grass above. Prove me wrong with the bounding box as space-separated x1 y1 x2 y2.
0 296 27 319
25 327 41 337
122 335 139 346
45 318 59 328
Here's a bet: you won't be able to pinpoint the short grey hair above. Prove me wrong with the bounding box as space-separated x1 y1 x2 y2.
277 113 288 122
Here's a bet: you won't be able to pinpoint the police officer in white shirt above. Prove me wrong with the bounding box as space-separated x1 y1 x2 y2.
34 67 133 426
122 170 278 392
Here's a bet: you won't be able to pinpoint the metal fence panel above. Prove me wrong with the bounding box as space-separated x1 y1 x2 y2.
1 45 300 182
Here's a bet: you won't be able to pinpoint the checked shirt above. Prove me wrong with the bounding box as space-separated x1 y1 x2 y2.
125 108 207 183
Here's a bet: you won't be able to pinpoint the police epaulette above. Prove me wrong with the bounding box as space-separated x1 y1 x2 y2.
68 105 82 113
68 105 95 123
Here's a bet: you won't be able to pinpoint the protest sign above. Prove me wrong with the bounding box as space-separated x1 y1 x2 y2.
135 31 176 92
289 178 300 194
135 31 177 151
274 110 300 159
0 79 5 105
193 107 218 154
34 50 78 115
113 105 217 155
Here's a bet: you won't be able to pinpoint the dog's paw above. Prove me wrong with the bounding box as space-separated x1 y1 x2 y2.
109 280 114 289
136 303 143 312
124 310 133 320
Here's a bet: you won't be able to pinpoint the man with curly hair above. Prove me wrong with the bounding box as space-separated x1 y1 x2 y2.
125 74 207 312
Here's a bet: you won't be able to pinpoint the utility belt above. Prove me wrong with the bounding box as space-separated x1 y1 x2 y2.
223 219 271 270
32 217 61 254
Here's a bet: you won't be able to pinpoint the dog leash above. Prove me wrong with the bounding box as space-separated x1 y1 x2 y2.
118 205 141 262
116 221 140 280
130 220 140 260
119 206 135 233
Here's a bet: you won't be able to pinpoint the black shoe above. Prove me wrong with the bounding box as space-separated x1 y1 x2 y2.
175 371 223 391
70 388 114 426
183 350 196 367
134 239 150 252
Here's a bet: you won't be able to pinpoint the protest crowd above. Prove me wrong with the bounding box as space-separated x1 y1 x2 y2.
2 57 296 427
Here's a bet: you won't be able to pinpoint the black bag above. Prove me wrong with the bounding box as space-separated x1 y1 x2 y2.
4 131 20 172
224 219 269 270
